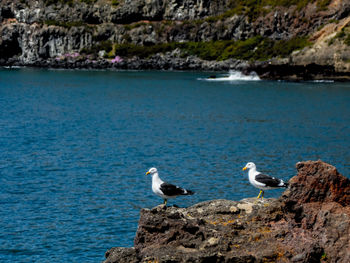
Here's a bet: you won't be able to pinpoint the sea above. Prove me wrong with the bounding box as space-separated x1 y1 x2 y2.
0 68 349 262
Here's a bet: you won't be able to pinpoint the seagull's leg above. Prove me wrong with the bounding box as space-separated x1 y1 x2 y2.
261 190 264 200
257 190 262 199
163 199 167 206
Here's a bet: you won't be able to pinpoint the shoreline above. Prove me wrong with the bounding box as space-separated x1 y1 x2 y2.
1 1 350 82
2 57 350 82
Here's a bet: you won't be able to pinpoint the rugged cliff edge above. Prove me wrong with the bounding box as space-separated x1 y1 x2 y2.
1 0 350 80
104 160 350 263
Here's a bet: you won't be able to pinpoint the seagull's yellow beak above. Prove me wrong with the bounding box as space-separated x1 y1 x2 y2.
146 171 150 175
242 167 247 171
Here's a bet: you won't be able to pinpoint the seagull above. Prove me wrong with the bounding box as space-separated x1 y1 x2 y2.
242 162 288 199
146 167 194 205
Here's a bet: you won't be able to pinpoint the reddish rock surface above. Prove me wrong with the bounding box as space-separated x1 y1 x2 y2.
104 160 350 263
285 160 350 206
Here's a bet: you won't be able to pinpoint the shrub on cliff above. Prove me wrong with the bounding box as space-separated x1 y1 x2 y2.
80 41 113 56
44 20 87 28
43 0 97 6
82 36 310 61
202 0 331 23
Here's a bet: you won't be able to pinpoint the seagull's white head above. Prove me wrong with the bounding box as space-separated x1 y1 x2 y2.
242 162 256 171
146 167 158 176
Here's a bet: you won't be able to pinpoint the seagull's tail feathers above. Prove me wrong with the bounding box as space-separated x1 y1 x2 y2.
182 189 195 195
278 179 289 188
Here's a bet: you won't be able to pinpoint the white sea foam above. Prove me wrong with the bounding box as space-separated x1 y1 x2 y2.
199 70 261 81
309 80 335 83
4 66 23 69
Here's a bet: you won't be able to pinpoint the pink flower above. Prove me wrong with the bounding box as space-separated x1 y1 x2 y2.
63 52 80 58
111 56 123 63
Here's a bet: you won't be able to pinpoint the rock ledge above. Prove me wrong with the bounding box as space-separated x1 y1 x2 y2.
104 161 350 263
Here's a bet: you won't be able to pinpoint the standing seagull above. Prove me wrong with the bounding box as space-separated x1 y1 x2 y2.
242 162 288 199
146 167 194 205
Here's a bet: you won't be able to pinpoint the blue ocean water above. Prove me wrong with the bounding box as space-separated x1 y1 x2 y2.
0 68 349 262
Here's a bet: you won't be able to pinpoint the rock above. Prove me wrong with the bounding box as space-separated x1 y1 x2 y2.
1 0 350 79
104 160 350 263
130 198 282 263
236 199 254 214
284 160 350 206
104 247 138 263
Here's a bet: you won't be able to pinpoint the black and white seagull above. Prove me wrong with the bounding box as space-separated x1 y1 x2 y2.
146 167 194 205
242 162 288 199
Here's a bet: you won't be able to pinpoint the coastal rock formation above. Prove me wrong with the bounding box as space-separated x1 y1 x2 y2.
1 0 350 79
104 160 350 263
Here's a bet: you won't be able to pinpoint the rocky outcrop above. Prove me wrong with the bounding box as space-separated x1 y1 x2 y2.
0 22 92 64
0 0 229 24
1 0 350 79
289 17 350 77
286 160 350 206
104 160 350 263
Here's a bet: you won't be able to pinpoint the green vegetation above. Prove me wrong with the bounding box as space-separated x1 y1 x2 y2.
81 0 97 4
203 0 330 22
344 34 350 46
43 0 97 6
328 19 339 24
317 0 332 11
182 36 310 61
124 22 148 31
335 29 346 39
44 0 74 6
328 27 350 46
44 20 87 28
205 0 310 22
342 27 350 46
80 40 113 56
112 43 176 59
111 0 120 7
84 36 310 61
122 33 132 42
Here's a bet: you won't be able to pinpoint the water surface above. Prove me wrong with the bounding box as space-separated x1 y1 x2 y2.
0 69 349 262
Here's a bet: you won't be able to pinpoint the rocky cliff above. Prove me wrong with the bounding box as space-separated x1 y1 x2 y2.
104 160 350 263
1 0 350 79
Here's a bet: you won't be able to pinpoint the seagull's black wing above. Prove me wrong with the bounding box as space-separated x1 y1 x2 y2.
160 182 194 196
255 173 283 187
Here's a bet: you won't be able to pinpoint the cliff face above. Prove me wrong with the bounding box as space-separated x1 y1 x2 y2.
0 0 234 64
104 160 350 263
0 0 229 24
1 0 350 79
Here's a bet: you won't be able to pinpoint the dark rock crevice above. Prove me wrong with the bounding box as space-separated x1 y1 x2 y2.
1 6 15 19
0 30 22 59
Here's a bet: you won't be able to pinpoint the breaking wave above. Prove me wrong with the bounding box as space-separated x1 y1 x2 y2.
199 70 261 81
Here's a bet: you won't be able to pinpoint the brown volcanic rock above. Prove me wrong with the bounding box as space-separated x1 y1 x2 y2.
284 160 350 206
104 161 350 263
108 198 288 262
279 160 350 263
104 247 138 263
